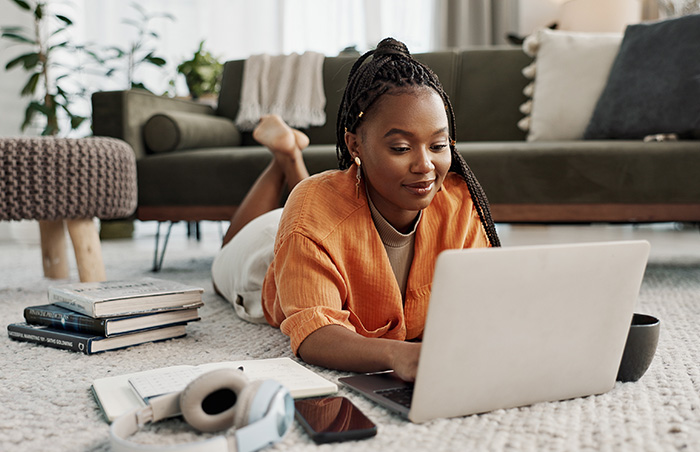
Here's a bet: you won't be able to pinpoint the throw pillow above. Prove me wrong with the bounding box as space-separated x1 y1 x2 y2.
143 111 241 153
584 14 700 139
519 29 622 141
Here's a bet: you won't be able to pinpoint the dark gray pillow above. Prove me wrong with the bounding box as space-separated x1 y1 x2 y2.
143 111 241 153
584 14 700 140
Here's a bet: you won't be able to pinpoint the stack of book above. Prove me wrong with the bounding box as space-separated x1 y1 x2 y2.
7 278 204 355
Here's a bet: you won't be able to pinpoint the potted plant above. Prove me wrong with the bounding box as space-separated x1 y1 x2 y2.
101 2 174 93
2 1 176 137
177 40 223 100
1 0 91 135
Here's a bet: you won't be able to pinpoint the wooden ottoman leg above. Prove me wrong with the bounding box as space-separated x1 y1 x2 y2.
67 218 106 282
39 220 69 280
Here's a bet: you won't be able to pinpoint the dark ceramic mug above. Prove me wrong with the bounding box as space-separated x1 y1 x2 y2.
616 313 660 382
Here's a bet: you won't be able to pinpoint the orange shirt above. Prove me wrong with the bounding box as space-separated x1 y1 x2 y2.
262 169 490 354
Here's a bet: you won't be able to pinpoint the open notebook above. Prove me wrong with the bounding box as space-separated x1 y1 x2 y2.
92 357 337 422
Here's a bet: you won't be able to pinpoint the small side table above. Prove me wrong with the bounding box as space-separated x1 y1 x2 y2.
0 137 137 282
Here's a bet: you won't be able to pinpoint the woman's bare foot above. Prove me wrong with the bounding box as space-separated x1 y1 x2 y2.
222 116 310 245
252 114 310 191
253 115 308 156
293 129 310 150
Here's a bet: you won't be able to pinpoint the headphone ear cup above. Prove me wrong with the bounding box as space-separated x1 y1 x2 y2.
180 368 249 433
233 380 265 428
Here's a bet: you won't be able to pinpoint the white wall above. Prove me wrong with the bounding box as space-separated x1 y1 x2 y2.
0 4 35 137
518 0 562 36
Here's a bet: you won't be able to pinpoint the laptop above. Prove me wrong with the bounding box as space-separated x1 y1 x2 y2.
339 240 650 423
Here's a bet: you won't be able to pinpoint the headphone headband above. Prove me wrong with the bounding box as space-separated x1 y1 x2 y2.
109 369 294 452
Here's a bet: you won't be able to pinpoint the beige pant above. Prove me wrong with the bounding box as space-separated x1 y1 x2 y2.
211 208 283 323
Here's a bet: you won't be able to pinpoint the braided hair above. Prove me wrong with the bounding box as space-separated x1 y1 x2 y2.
336 37 501 247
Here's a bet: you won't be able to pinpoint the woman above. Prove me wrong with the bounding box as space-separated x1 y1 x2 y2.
212 38 500 382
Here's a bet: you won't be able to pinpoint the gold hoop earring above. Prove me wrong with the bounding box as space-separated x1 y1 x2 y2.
354 157 362 198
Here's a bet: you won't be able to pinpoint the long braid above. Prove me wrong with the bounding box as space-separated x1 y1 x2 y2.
336 38 500 247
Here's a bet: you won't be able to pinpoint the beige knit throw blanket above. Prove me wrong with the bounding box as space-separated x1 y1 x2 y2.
235 51 326 131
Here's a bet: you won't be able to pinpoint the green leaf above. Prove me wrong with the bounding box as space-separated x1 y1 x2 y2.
84 49 106 64
50 26 68 37
33 100 50 115
1 32 36 44
48 40 69 51
21 101 43 131
104 46 125 58
55 14 73 25
152 11 175 21
11 0 31 11
130 2 145 13
121 18 141 29
21 72 41 96
70 115 86 129
5 52 40 70
145 55 166 66
0 26 25 33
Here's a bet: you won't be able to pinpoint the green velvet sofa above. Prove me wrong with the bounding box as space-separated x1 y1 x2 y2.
92 47 700 228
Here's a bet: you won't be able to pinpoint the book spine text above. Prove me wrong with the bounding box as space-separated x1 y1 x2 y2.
7 324 92 354
24 307 107 335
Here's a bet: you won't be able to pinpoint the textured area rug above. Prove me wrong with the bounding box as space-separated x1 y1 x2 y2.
1 225 700 451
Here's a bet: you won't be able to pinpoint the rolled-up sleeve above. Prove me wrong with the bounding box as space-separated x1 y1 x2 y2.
263 231 356 354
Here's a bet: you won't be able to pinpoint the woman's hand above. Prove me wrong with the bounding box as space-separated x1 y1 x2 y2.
387 340 421 382
297 324 422 381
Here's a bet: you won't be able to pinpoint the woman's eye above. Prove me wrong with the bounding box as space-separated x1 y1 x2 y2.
391 146 410 153
431 144 448 151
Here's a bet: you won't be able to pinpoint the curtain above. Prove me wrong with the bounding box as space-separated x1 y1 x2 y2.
434 0 520 48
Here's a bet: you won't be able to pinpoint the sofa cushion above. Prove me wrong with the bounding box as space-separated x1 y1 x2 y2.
143 111 241 153
457 48 531 142
520 29 622 141
462 140 700 205
584 14 700 139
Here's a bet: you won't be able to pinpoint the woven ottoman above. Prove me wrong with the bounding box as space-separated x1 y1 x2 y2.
0 137 137 282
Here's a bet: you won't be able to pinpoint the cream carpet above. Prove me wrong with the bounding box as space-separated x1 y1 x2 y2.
1 223 700 452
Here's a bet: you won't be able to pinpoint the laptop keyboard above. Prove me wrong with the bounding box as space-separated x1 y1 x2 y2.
376 386 414 408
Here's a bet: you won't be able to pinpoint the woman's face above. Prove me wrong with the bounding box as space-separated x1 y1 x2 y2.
345 87 452 233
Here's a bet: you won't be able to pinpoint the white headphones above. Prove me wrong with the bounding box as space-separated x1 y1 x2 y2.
110 368 294 452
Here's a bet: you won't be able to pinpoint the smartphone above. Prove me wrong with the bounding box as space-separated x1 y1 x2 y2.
294 396 377 444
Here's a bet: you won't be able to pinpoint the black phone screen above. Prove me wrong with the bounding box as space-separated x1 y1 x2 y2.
294 396 377 443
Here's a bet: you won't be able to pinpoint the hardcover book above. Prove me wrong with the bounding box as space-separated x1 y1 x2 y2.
48 277 204 318
23 304 200 337
91 357 338 422
7 322 187 355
